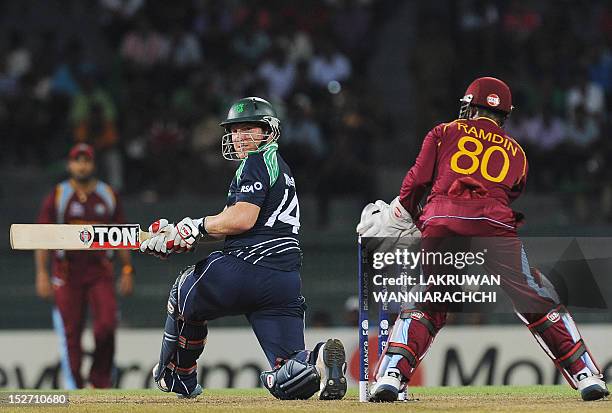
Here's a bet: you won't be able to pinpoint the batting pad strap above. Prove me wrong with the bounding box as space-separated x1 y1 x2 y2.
168 362 197 376
178 336 207 350
400 310 438 337
527 306 565 334
557 340 587 369
386 343 417 368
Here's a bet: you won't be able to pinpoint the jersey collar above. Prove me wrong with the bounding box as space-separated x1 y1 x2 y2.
473 116 500 127
247 141 278 156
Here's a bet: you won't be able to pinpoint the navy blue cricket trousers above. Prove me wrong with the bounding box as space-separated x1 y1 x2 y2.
174 251 306 367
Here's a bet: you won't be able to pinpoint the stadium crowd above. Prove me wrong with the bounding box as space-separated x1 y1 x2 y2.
1 0 389 225
0 0 610 223
414 0 611 222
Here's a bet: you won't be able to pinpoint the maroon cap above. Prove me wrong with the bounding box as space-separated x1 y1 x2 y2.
460 77 513 114
69 143 95 160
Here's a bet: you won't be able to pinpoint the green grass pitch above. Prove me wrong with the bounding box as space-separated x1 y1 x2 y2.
3 386 610 412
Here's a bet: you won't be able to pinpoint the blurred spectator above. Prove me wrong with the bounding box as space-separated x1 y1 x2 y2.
120 17 170 68
257 45 296 100
282 94 326 186
308 42 352 88
566 71 605 121
510 105 567 189
168 25 203 69
99 0 144 19
70 73 117 125
231 18 270 64
74 103 118 152
74 103 123 191
566 105 600 148
521 105 567 151
99 0 144 47
5 31 32 80
50 40 86 97
459 0 499 33
502 0 541 41
284 30 313 63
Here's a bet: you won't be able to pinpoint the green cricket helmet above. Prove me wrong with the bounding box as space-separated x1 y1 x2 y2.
220 97 281 160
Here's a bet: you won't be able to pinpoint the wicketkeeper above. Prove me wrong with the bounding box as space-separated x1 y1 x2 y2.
357 77 609 402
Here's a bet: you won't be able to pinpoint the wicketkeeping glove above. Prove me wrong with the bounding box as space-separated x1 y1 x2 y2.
386 197 421 238
169 217 205 252
140 218 173 258
356 199 389 237
356 197 421 251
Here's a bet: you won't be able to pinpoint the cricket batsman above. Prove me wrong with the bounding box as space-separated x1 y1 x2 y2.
357 77 609 402
35 143 134 388
140 97 347 400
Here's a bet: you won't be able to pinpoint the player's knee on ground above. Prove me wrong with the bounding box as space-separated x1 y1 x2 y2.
260 357 320 400
261 346 323 400
154 267 208 395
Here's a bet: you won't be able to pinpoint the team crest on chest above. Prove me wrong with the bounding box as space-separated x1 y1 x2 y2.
69 202 85 217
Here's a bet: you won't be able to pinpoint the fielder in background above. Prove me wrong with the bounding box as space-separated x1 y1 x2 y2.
35 143 134 389
357 77 609 402
140 97 347 400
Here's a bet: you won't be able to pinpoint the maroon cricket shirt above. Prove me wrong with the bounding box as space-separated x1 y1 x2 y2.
400 117 528 230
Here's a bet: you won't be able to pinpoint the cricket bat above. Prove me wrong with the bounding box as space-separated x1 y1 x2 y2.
10 224 153 250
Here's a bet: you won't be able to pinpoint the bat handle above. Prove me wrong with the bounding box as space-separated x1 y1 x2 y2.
139 226 172 244
139 230 152 243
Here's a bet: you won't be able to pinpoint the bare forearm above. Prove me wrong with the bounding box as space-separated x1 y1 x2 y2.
35 250 49 276
204 203 260 236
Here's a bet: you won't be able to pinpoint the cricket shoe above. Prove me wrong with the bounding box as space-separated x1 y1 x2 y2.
369 369 402 402
177 384 203 399
577 373 609 401
316 339 347 400
152 363 203 399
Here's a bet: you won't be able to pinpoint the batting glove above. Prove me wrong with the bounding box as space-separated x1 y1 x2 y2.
169 217 205 252
140 218 173 258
